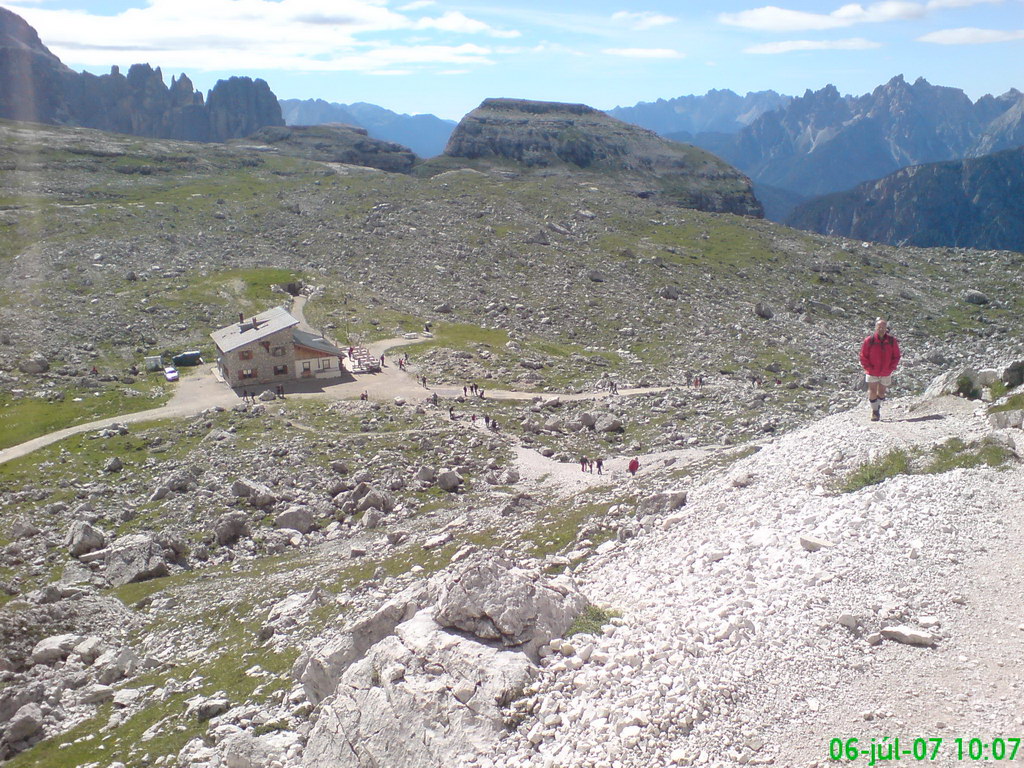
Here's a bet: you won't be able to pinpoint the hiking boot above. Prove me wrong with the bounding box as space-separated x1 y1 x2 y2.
870 411 880 422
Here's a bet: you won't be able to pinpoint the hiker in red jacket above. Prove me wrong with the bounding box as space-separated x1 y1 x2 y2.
628 457 640 476
859 318 901 422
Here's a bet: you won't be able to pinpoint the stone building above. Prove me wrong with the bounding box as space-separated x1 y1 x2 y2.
211 306 345 388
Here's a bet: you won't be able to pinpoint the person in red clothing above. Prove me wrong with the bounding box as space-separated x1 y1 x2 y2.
859 318 901 422
628 457 640 476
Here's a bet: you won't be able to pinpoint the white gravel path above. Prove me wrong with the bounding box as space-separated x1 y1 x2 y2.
481 394 1024 768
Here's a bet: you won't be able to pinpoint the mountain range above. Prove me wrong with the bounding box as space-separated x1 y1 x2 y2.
279 99 455 159
786 145 1024 252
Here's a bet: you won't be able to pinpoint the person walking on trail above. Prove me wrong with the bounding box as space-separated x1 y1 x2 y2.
628 457 640 476
859 317 901 422
596 458 604 475
580 456 588 473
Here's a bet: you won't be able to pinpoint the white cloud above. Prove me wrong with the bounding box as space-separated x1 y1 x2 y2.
918 26 1024 42
12 0 505 73
603 47 684 58
413 11 519 38
610 11 677 31
720 1 943 31
399 0 435 9
926 0 1003 7
745 37 883 52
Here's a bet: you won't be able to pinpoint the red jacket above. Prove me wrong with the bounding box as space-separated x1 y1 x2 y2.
860 332 901 376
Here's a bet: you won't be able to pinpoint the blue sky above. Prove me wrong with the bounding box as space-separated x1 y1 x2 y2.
6 0 1023 119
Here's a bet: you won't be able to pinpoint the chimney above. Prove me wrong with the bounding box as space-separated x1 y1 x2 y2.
238 312 244 325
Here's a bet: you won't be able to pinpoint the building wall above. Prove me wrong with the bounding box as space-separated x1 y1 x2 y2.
295 349 343 380
218 327 297 388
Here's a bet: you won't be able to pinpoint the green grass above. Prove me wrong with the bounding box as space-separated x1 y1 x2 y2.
567 604 621 637
839 437 1015 493
988 393 1024 414
839 449 911 493
922 437 1016 474
0 382 170 450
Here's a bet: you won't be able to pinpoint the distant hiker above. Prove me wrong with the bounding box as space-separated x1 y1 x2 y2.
471 414 477 423
431 392 439 406
360 390 368 401
348 346 353 359
90 366 99 375
463 385 468 397
628 457 640 476
580 456 588 472
860 317 901 422
242 389 249 403
596 458 604 475
379 354 385 367
449 406 455 420
484 415 491 428
478 389 485 399
398 359 405 370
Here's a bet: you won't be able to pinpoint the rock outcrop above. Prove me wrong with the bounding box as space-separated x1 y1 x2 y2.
442 98 762 216
0 8 283 142
301 555 587 768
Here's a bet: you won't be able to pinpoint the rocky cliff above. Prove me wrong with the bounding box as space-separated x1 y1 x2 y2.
238 124 416 173
0 7 283 141
786 145 1024 252
443 98 763 216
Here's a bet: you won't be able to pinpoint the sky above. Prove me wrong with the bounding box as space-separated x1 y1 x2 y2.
5 0 1023 120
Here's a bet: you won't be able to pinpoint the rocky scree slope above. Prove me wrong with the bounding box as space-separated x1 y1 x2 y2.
786 145 1024 253
0 7 283 142
2 121 1023 450
2 371 1021 766
440 98 763 217
482 391 1024 768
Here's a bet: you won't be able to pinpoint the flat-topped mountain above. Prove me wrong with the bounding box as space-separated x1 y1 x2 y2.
441 98 763 216
237 125 416 173
0 6 283 141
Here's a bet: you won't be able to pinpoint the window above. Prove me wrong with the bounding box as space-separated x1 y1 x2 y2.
238 349 253 361
273 365 288 376
302 361 311 371
319 358 331 369
240 368 257 379
271 346 287 357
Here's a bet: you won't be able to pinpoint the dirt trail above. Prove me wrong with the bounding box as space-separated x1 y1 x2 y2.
0 293 670 466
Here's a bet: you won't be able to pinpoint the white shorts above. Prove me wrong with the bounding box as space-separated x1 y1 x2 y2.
865 375 891 385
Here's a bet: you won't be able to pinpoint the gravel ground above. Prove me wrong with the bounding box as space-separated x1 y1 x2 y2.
481 394 1024 768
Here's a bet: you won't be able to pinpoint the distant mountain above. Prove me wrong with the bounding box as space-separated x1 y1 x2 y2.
435 98 763 217
279 98 455 158
0 7 283 141
608 89 791 136
692 76 1024 206
786 145 1024 252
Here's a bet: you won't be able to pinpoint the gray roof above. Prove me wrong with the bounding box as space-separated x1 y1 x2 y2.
210 306 298 353
292 329 345 357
